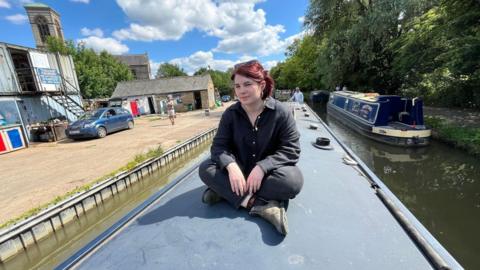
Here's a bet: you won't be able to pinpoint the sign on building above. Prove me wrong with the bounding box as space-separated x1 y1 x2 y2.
37 68 61 85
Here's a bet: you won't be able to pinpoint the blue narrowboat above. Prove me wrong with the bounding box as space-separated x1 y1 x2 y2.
327 91 431 146
310 90 330 103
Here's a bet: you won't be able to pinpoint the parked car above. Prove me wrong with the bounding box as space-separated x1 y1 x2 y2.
66 107 134 139
221 95 231 102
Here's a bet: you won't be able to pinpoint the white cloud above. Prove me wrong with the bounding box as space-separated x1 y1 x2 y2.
215 24 286 56
71 0 90 3
80 27 104 37
114 0 298 57
114 23 187 41
0 0 10 8
169 51 235 75
284 30 307 46
263 60 278 71
166 50 278 75
5 14 28 24
149 60 161 79
77 36 129 54
114 0 218 41
298 16 305 24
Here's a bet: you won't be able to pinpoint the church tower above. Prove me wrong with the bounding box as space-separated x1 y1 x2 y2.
24 3 64 50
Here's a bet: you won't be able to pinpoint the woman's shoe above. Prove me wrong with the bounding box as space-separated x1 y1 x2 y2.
201 188 223 205
249 200 288 235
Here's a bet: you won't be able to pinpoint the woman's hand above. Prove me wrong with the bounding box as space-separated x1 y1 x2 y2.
246 165 265 194
226 162 246 196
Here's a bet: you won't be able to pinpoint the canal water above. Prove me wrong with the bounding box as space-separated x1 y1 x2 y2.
311 103 480 270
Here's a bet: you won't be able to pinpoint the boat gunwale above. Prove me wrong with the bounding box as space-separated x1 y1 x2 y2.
308 105 461 269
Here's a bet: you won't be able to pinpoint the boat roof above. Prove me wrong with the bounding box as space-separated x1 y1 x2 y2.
58 104 461 270
332 91 382 102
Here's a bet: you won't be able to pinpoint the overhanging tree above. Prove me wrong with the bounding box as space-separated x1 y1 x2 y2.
46 36 133 99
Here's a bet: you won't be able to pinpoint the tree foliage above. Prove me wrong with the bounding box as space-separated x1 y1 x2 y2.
392 0 480 108
155 63 187 78
270 35 323 91
46 36 133 99
194 67 232 96
271 0 479 108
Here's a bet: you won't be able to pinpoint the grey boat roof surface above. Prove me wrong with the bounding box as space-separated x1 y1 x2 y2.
71 105 439 270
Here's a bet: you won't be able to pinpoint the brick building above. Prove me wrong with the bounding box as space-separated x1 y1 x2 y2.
110 74 215 115
112 54 151 80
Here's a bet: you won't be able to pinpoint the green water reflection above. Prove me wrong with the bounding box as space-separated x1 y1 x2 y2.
312 103 480 270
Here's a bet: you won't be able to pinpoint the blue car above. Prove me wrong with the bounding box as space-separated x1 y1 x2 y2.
221 95 231 102
66 107 134 139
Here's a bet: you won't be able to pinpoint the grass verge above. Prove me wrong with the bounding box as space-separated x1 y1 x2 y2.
0 146 164 230
425 116 480 156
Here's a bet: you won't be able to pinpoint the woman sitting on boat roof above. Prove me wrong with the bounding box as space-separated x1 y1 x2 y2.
199 60 304 235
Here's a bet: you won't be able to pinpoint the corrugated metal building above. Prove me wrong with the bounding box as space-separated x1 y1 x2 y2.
0 42 84 147
110 74 215 115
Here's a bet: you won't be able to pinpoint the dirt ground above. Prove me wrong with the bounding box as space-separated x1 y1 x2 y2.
0 103 231 225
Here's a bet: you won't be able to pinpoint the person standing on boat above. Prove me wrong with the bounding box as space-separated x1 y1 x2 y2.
290 87 304 104
199 60 304 236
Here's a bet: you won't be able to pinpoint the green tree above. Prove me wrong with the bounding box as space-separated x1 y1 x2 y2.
155 63 187 78
270 35 324 91
46 37 133 99
193 67 232 96
392 0 480 108
305 0 436 93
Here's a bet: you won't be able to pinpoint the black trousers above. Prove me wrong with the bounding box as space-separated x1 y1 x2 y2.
199 159 304 209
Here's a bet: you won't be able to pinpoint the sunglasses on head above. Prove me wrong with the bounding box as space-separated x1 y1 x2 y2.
234 60 259 69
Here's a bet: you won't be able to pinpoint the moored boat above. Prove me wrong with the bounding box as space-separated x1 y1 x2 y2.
327 91 431 146
310 90 330 103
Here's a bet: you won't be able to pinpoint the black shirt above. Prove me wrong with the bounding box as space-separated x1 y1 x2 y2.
211 97 300 175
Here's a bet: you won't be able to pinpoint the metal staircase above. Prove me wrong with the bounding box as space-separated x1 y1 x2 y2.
50 71 85 118
50 94 84 117
13 66 86 118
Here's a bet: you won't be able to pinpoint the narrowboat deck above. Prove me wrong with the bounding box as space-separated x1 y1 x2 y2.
56 104 461 270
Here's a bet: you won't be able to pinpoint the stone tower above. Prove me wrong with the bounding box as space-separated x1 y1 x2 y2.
24 3 64 50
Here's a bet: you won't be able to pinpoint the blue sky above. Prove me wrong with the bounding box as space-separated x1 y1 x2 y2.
0 0 308 76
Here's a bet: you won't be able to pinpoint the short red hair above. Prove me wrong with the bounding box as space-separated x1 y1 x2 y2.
231 61 274 100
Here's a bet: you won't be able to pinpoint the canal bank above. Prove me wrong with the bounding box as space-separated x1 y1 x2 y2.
312 103 479 270
423 106 480 156
0 103 231 228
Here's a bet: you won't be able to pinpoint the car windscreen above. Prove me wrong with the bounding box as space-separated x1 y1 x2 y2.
79 110 105 120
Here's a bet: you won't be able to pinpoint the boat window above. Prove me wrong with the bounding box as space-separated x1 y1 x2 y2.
351 101 360 114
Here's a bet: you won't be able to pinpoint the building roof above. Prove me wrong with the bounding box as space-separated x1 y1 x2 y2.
23 3 60 16
24 3 50 8
111 74 213 98
113 54 149 66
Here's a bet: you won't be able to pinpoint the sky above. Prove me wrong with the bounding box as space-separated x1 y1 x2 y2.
0 0 309 77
